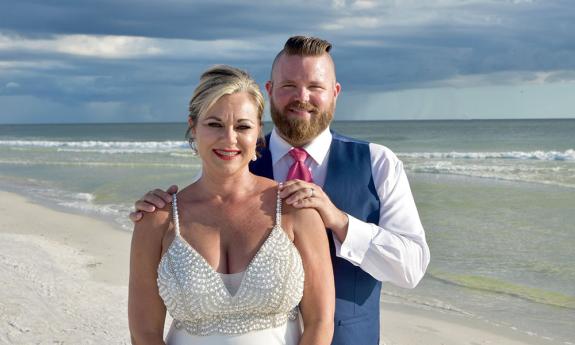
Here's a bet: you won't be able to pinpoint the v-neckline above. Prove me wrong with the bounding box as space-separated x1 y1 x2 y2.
169 224 281 298
164 187 284 299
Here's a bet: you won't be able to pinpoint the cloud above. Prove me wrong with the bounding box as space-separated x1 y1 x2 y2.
0 33 161 58
0 32 272 60
0 0 574 122
0 0 330 40
4 81 20 89
544 71 575 83
337 80 575 120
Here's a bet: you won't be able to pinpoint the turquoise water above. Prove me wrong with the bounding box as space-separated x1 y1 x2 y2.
1 119 574 343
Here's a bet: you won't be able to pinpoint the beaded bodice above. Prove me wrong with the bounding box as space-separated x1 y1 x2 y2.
157 187 304 336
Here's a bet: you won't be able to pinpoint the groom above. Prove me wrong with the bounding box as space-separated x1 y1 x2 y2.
132 36 430 345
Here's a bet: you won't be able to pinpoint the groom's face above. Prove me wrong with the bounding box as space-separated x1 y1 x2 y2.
266 53 341 147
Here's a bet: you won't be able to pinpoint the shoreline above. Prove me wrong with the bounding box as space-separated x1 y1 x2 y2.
380 298 559 345
0 191 131 285
0 190 131 343
0 190 562 344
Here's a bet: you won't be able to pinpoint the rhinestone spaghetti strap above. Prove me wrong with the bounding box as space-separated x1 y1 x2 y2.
157 184 304 336
171 192 181 236
275 182 282 227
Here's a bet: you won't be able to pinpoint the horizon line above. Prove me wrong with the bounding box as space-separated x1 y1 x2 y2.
1 117 574 126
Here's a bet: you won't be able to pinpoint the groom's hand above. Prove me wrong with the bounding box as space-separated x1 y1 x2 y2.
279 180 349 243
129 185 179 222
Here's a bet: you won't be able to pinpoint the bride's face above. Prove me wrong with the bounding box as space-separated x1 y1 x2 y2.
191 92 260 176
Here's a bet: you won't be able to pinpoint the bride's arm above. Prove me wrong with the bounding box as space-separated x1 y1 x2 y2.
292 207 335 345
128 206 171 345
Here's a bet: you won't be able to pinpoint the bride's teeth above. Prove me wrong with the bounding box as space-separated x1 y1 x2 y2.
217 150 238 156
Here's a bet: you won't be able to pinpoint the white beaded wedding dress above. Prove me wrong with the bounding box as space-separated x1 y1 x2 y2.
157 189 304 345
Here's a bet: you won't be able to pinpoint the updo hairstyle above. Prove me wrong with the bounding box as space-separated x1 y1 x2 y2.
185 65 265 153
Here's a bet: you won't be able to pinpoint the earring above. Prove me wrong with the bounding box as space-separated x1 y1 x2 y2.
252 153 257 162
188 138 198 156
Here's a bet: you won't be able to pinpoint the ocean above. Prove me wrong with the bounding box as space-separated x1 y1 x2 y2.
1 119 574 344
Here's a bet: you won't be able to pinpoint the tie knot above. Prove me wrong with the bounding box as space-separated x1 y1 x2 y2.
289 148 309 163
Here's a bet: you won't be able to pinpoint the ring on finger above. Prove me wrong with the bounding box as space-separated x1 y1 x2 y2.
309 187 315 198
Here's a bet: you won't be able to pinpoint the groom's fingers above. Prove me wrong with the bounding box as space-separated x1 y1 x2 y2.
166 185 179 195
135 199 157 212
130 185 179 223
280 180 311 203
140 189 172 209
281 180 347 233
285 188 315 205
129 211 144 223
280 180 324 206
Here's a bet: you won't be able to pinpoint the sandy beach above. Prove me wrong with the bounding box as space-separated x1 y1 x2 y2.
0 191 131 344
0 190 559 344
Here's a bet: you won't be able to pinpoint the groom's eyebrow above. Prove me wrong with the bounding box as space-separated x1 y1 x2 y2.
278 78 296 84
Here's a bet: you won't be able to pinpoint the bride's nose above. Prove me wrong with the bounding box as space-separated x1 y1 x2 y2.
222 126 238 145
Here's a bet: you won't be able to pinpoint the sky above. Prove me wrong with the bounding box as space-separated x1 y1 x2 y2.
0 0 574 123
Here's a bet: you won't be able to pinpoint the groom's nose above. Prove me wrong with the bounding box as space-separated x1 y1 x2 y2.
294 86 311 103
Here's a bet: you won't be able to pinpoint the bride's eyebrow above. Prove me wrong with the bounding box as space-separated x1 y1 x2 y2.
202 116 223 121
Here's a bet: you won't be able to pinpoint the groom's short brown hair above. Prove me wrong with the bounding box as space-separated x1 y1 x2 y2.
271 36 333 77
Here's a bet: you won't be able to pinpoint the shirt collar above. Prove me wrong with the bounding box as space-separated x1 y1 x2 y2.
270 126 332 166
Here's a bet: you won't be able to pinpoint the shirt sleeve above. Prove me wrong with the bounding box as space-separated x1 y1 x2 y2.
333 143 430 288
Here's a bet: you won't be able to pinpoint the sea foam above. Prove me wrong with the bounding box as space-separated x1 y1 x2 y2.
3 140 574 161
406 161 575 188
0 140 188 154
400 149 575 161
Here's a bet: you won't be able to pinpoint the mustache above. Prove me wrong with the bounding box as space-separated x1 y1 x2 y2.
286 101 318 113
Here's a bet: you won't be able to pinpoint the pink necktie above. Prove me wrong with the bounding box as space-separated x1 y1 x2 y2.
286 148 313 182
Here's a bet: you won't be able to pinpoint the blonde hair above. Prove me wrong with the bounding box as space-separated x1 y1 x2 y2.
185 65 265 148
189 65 264 126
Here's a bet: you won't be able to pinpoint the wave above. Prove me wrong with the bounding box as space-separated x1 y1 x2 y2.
429 271 575 309
15 186 135 231
3 140 573 161
400 149 575 161
0 140 188 153
0 159 199 168
406 161 575 188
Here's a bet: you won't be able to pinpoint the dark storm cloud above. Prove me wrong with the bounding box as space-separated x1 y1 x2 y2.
0 0 574 122
331 0 575 90
0 0 329 40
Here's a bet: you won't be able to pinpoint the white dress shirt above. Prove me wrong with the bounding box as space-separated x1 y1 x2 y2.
269 127 430 289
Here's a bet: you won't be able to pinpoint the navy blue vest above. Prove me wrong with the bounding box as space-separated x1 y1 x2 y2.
250 132 381 345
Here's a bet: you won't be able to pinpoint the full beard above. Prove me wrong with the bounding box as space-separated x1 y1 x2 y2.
270 99 334 147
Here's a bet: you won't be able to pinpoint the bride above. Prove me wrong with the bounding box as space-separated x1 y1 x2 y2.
128 65 334 345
